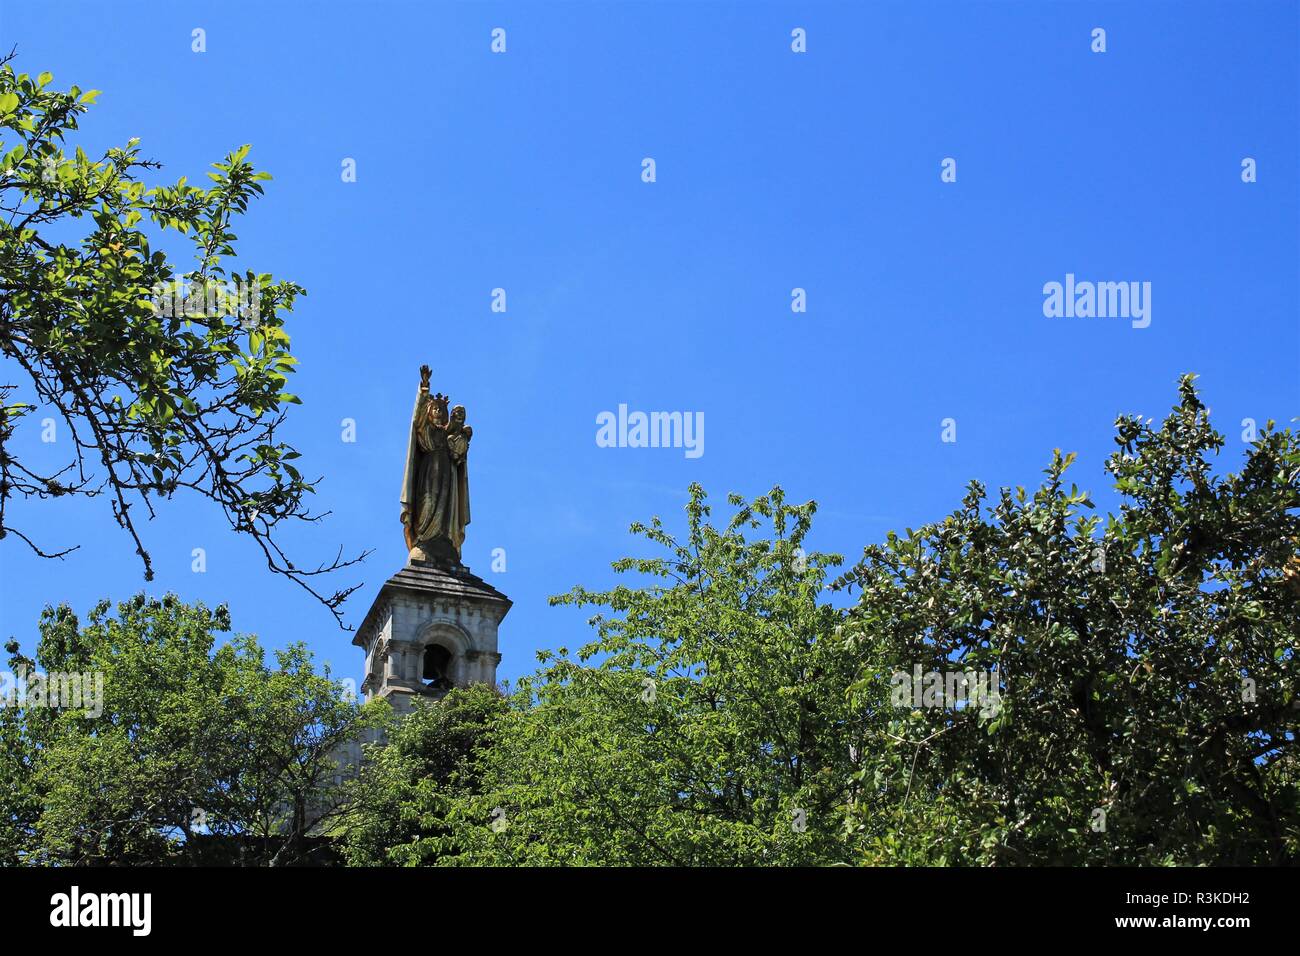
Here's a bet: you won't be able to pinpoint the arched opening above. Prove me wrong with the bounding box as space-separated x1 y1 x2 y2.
422 644 453 690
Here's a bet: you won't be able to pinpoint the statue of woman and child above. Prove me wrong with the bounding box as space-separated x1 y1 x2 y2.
399 364 473 565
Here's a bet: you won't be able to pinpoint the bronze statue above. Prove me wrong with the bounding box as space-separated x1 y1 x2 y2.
399 365 471 564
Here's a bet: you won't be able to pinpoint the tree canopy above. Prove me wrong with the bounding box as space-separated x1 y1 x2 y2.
0 594 385 865
5 376 1295 865
0 57 364 624
345 376 1299 866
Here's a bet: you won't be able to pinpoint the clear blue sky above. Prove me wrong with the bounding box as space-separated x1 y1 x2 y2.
2 1 1296 688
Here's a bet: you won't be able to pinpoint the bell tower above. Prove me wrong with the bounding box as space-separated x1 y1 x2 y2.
354 559 510 714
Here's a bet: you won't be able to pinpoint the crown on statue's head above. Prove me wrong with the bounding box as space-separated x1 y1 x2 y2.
430 392 450 410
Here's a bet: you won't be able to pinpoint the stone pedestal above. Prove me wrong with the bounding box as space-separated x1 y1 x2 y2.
354 558 511 715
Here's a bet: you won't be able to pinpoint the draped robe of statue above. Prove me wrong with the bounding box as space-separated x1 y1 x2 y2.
399 390 470 562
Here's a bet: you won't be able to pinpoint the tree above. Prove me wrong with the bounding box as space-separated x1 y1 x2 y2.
8 379 1292 868
341 684 507 866
835 375 1300 864
437 486 860 866
0 594 386 865
0 57 365 624
371 376 1297 866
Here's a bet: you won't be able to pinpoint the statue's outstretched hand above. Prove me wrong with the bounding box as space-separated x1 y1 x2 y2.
419 364 432 390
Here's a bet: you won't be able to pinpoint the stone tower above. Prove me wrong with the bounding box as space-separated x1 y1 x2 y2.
354 559 510 714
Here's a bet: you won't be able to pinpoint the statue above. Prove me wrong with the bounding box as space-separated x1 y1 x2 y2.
399 364 471 564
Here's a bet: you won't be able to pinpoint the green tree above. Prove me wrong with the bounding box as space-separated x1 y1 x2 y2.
402 376 1296 867
836 375 1300 864
439 486 860 866
11 377 1292 868
341 684 507 866
0 649 41 866
0 594 385 865
0 58 363 622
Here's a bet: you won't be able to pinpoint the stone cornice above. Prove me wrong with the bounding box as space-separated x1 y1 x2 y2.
353 561 512 648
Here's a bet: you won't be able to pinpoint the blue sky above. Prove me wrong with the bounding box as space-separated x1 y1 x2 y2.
1 1 1296 689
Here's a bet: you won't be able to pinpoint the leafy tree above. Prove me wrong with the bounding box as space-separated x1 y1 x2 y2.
438 486 860 866
341 684 506 866
0 649 40 866
6 378 1292 868
363 376 1297 867
208 639 387 865
835 375 1300 864
0 594 385 865
0 57 364 623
